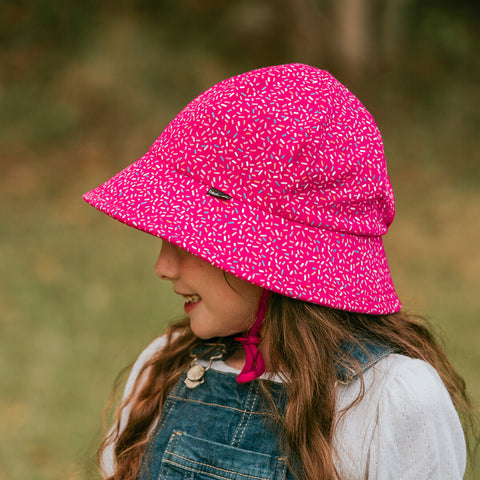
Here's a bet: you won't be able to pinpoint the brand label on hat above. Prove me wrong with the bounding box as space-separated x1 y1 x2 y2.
207 187 231 200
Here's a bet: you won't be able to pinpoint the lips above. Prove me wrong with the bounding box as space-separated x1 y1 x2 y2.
182 293 201 314
174 291 202 314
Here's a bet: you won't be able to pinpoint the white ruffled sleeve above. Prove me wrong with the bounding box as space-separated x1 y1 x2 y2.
367 357 466 479
101 335 168 477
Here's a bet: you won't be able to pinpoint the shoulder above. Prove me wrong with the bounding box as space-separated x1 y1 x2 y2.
369 354 465 443
338 353 458 412
369 354 464 440
366 353 453 407
335 354 466 479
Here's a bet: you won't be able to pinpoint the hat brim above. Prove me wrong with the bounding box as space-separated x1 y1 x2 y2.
84 154 401 314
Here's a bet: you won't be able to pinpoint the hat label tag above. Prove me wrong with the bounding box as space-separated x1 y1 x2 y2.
207 187 231 200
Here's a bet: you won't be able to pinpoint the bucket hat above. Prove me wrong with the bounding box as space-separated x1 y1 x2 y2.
84 63 401 315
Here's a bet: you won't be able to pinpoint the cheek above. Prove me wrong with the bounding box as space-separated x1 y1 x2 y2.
191 261 262 324
226 279 263 318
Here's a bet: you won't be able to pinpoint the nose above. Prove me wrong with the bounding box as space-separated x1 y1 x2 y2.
154 240 181 281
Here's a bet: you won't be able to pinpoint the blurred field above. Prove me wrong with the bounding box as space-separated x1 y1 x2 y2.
1 2 479 479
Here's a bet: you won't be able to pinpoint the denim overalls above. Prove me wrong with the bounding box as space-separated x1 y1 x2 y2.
139 341 393 480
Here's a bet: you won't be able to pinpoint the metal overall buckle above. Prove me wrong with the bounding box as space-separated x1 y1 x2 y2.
184 343 227 389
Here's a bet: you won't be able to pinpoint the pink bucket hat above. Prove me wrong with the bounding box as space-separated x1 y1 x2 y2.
84 63 401 315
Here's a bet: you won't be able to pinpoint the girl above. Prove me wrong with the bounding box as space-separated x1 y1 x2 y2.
84 64 471 479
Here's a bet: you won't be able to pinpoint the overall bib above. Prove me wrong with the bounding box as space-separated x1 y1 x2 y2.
139 341 392 480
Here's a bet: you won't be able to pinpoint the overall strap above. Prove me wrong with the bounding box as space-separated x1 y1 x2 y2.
335 339 395 384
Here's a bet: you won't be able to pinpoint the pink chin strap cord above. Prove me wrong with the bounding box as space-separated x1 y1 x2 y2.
235 289 270 384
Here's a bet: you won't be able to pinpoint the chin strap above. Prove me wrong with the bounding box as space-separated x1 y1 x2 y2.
235 289 270 384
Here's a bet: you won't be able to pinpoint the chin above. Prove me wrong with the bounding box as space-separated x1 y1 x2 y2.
194 332 216 340
190 325 216 340
191 325 235 340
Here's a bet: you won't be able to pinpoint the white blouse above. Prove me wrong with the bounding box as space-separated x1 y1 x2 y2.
103 336 466 479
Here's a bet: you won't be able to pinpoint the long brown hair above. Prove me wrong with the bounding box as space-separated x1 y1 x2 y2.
99 294 476 479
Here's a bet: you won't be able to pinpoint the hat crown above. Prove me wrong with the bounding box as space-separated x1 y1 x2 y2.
84 63 401 314
149 64 394 236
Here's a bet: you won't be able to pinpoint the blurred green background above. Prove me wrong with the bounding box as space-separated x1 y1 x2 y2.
1 1 479 478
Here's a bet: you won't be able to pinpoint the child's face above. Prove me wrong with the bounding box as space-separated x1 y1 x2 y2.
155 241 263 339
